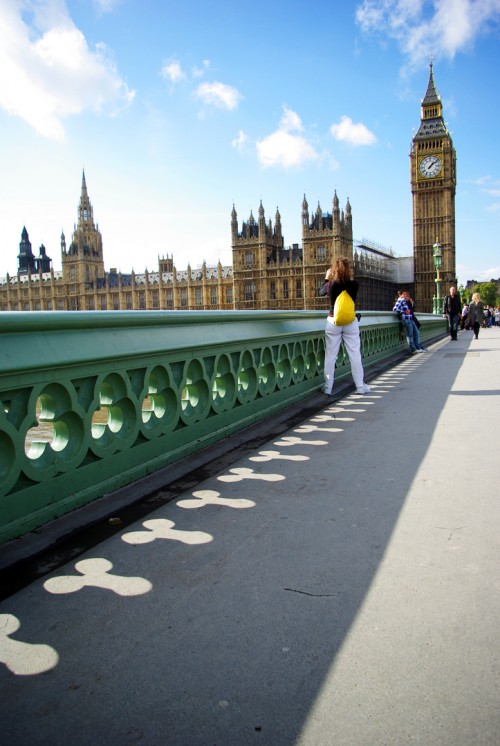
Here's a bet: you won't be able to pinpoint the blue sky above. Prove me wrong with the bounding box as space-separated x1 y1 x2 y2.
1 0 499 289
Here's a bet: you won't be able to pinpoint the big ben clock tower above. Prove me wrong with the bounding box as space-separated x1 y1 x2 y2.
411 61 456 313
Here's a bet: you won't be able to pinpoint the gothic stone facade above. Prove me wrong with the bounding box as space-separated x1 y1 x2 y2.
1 174 411 314
2 65 457 315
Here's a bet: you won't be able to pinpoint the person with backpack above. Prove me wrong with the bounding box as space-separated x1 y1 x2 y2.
320 256 371 397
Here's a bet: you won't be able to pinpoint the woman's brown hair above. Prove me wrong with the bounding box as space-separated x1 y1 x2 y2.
331 256 352 283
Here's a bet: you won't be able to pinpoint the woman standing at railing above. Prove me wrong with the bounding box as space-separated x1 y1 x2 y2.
320 256 371 397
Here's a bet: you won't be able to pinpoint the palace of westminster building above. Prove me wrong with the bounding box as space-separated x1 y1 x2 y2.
1 64 456 315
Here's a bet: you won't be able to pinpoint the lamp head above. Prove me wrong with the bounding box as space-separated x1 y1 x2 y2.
433 239 442 270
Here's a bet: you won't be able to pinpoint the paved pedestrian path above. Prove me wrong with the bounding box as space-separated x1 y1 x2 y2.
1 327 499 745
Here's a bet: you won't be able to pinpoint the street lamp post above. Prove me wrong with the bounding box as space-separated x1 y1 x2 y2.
433 238 443 314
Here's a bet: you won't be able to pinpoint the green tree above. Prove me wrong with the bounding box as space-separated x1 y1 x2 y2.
476 281 498 307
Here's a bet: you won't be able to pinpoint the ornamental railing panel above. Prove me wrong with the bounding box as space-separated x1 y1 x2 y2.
0 310 446 543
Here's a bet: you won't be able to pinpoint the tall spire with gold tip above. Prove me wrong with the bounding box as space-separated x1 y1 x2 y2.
411 61 456 313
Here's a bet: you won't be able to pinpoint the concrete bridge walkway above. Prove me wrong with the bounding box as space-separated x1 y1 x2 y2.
1 327 499 745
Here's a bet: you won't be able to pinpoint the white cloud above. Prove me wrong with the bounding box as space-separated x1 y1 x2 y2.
257 130 317 168
470 175 495 186
161 59 186 84
232 130 249 151
194 81 242 110
256 106 318 169
330 115 377 145
465 175 500 192
464 175 500 205
355 0 500 68
161 59 240 116
279 106 303 132
480 265 500 278
93 0 121 12
192 59 210 78
161 58 209 85
0 0 135 140
457 262 500 283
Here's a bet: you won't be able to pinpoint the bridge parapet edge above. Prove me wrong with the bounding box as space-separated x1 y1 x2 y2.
0 311 447 543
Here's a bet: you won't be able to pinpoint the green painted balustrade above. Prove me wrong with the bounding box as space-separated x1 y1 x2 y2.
0 310 447 543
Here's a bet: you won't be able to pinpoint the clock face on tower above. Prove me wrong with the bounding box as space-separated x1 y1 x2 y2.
419 154 442 178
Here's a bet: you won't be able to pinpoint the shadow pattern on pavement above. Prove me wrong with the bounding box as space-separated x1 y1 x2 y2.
1 333 491 745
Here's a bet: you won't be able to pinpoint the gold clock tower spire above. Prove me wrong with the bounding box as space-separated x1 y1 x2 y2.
410 61 456 312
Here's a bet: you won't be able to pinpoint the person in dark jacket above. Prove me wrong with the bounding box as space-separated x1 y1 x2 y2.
320 256 370 396
443 286 461 340
468 293 485 339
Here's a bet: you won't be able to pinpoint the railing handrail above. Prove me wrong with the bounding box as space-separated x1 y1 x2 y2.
0 310 448 544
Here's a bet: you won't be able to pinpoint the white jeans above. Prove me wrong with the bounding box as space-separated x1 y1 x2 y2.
324 316 365 394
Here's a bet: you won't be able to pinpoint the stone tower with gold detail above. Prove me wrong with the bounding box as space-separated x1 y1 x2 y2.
410 61 456 313
231 201 285 308
302 191 353 305
61 170 105 298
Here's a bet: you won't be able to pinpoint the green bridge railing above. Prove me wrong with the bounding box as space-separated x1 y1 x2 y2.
0 310 447 544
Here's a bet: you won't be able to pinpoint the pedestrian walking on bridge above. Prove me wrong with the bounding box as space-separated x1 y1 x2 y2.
468 293 485 340
443 286 462 340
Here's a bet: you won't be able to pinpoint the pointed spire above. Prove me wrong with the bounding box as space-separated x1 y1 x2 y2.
77 169 94 227
231 203 238 239
302 194 309 229
81 168 88 196
422 58 440 105
17 225 36 274
274 206 282 240
258 201 267 239
415 60 447 140
332 190 340 224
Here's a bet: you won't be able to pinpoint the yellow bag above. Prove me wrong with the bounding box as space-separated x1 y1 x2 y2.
333 290 356 325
